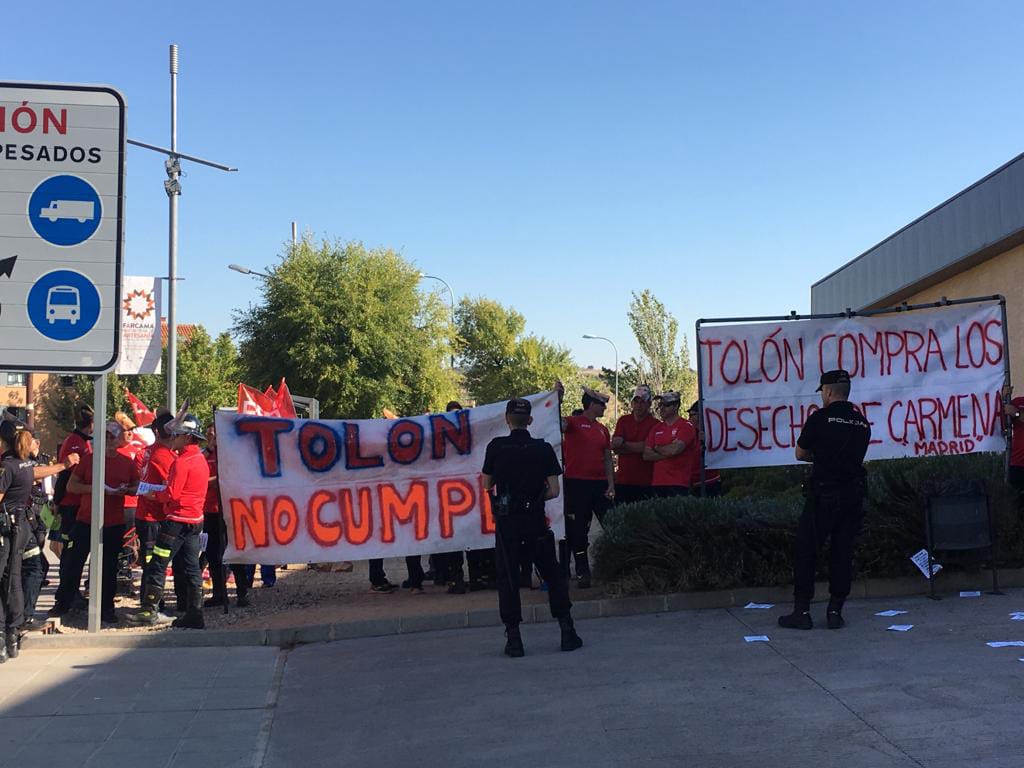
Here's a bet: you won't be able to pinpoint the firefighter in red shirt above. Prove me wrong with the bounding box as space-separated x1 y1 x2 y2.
611 385 659 505
135 412 176 569
556 383 615 589
643 391 698 497
52 405 94 559
686 401 721 496
130 414 210 629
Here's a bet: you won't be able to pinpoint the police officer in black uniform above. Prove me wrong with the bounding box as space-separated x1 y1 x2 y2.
482 397 583 657
0 421 79 661
778 369 871 630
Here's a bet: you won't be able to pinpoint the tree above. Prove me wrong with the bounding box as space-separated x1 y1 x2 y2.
232 238 458 419
456 297 577 404
605 290 697 404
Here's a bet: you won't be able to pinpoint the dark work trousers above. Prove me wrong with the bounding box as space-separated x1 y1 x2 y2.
495 514 571 625
368 558 387 586
1010 465 1024 515
137 519 160 567
57 503 78 539
467 548 496 585
653 486 689 498
0 515 28 631
437 551 466 584
22 521 45 619
140 521 203 614
204 514 251 603
405 556 425 588
55 522 125 616
564 478 610 577
792 481 866 607
614 484 652 506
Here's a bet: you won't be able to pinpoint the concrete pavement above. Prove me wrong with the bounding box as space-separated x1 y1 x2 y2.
3 591 1024 767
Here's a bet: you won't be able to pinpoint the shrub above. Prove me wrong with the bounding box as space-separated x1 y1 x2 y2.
593 453 1024 595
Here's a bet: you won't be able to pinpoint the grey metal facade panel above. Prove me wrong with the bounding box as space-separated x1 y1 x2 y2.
811 152 1024 312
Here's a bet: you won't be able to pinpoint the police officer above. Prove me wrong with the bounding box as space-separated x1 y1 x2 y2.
778 369 871 631
0 422 79 661
482 397 582 658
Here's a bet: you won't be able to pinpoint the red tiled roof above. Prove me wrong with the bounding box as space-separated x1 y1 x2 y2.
160 319 198 344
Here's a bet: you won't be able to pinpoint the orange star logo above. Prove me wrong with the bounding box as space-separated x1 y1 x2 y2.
123 289 155 321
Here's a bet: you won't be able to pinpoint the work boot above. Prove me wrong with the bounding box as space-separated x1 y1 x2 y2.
504 624 525 658
826 597 845 630
127 608 173 626
0 641 7 664
777 606 813 630
172 611 205 630
236 588 252 608
5 630 20 659
204 596 226 608
559 616 583 652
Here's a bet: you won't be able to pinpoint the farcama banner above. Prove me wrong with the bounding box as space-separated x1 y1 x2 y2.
217 391 564 564
698 300 1007 469
116 275 162 375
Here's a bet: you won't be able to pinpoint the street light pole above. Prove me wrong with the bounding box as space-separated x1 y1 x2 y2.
582 334 619 421
419 273 456 368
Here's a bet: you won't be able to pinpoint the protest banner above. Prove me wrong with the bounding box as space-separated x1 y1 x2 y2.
217 390 564 564
697 300 1008 469
116 276 162 375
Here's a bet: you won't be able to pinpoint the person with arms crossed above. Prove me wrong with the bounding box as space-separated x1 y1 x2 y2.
778 369 871 631
611 385 659 505
643 392 697 497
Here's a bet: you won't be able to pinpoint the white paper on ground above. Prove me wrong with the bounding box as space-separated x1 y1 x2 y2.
960 591 982 598
875 610 908 617
1010 614 1024 621
887 625 914 632
743 603 774 609
744 635 770 643
137 482 166 496
910 549 942 579
986 641 1024 648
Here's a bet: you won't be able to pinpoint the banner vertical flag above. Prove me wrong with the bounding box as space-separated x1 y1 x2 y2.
217 390 565 564
697 301 1007 469
124 389 155 427
116 276 162 375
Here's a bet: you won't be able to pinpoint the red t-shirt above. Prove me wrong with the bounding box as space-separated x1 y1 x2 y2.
58 431 92 506
156 444 210 524
73 452 140 527
117 443 145 510
563 414 610 481
645 418 698 488
204 450 220 514
613 414 659 486
136 443 177 523
1011 397 1024 468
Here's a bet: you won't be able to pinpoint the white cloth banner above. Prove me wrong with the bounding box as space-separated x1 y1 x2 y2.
698 301 1006 469
116 276 162 374
217 391 564 564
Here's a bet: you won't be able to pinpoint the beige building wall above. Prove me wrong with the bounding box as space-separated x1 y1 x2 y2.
876 243 1024 387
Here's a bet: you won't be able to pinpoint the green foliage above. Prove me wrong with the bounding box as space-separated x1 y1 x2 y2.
456 296 576 404
233 238 459 419
603 290 696 403
594 453 1024 595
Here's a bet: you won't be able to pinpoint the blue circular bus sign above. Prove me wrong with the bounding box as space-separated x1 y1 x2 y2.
27 269 102 341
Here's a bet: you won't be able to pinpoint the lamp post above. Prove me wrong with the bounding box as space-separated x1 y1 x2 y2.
419 273 456 368
582 334 619 421
228 263 271 279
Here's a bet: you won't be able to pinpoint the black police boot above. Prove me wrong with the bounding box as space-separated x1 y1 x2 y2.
826 597 845 630
6 630 21 659
559 616 583 652
777 605 813 630
172 611 205 630
504 624 525 658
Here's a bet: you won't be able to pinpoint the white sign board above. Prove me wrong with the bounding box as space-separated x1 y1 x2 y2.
698 301 1006 469
0 83 125 371
116 275 161 375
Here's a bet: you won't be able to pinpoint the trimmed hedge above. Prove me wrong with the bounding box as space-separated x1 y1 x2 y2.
592 453 1024 595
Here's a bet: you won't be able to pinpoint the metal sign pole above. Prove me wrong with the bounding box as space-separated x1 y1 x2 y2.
87 374 107 634
167 44 180 412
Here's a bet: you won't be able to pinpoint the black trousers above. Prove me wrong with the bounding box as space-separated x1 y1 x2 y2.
495 514 571 625
0 515 28 631
55 521 125 615
564 479 610 576
792 481 866 606
204 513 251 602
405 556 425 588
614 484 653 506
1010 465 1024 515
653 486 689 498
140 521 203 614
436 551 465 584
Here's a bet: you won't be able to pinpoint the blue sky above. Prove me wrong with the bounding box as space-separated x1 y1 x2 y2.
6 1 1024 371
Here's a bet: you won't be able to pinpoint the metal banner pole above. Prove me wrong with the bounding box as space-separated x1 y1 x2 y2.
87 374 107 634
166 43 180 411
695 321 706 497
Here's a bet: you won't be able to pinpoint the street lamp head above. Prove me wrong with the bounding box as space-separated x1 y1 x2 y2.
582 334 596 339
228 264 252 275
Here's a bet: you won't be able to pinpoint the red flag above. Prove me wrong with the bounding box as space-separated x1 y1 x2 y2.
264 384 278 401
274 378 297 418
237 383 274 415
124 389 155 427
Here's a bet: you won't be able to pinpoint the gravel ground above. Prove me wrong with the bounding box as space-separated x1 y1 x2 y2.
40 556 610 634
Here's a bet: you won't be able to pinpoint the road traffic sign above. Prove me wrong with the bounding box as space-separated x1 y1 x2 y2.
0 83 125 372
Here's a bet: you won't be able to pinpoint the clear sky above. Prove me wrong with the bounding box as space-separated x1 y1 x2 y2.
6 1 1024 372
